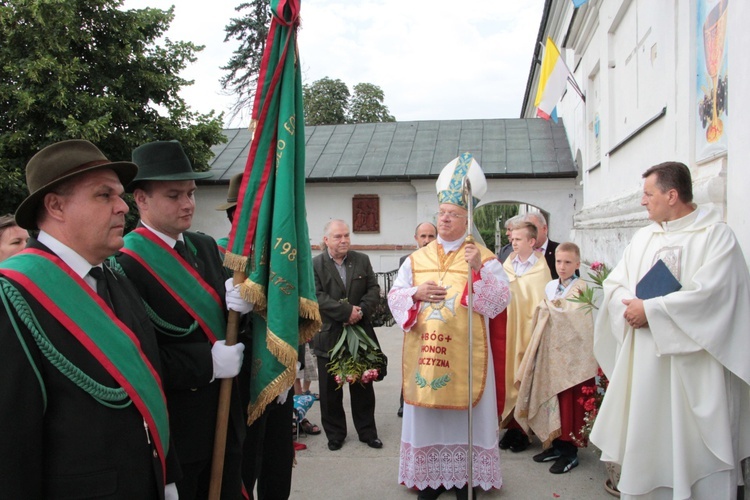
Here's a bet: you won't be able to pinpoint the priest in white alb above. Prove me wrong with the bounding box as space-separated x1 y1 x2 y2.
388 153 510 500
591 161 750 499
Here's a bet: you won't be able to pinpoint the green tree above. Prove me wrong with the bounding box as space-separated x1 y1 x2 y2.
0 0 226 215
221 0 270 121
348 83 395 123
302 77 395 126
302 77 350 126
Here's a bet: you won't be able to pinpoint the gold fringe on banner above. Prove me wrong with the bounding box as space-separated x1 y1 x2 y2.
245 367 296 425
245 327 298 425
223 251 249 275
267 328 299 368
239 279 267 312
299 297 322 344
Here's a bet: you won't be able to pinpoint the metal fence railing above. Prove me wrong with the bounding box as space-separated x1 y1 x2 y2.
372 269 398 327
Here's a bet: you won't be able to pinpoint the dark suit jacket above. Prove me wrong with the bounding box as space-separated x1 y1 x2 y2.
0 239 175 499
116 230 244 466
312 250 380 358
543 239 560 280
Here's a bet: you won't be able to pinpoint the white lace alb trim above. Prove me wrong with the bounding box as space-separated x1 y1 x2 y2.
398 441 502 491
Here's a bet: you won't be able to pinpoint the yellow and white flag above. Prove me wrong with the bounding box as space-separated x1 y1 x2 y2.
534 37 569 121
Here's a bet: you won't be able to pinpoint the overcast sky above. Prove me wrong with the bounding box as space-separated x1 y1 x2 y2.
121 0 545 128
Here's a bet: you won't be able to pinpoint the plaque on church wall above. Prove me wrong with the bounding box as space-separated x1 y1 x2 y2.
352 195 379 233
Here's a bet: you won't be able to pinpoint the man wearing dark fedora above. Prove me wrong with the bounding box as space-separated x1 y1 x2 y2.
0 139 179 498
115 140 250 499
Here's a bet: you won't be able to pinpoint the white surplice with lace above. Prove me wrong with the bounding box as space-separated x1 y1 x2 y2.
388 235 510 491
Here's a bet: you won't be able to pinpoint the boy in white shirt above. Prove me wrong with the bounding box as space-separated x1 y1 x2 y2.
544 243 580 299
509 221 538 277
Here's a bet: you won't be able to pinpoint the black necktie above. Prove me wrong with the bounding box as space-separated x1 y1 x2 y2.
174 240 198 269
174 240 189 260
89 266 114 310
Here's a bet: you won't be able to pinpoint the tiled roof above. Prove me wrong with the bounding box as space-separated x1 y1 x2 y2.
204 118 576 183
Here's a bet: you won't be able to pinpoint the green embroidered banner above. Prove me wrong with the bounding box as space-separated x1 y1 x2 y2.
0 250 170 470
224 0 321 423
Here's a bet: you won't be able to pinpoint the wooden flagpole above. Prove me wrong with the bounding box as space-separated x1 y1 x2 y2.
208 271 246 500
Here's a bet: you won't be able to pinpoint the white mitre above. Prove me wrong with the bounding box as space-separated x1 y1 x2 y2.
435 152 487 208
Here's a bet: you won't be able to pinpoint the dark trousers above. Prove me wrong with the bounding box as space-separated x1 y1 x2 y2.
177 450 243 500
552 438 578 458
241 388 294 500
237 342 294 500
317 356 378 442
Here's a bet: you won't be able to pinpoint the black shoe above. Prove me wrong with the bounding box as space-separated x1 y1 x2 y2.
397 404 403 417
509 432 530 453
499 428 519 450
417 486 446 500
360 437 383 449
549 455 579 474
327 440 343 451
533 447 562 463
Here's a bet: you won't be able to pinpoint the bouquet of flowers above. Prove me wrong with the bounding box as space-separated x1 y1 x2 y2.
568 261 611 313
572 367 609 446
567 260 612 445
326 323 385 388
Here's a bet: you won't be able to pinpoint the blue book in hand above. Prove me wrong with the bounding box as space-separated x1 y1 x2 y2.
636 259 682 300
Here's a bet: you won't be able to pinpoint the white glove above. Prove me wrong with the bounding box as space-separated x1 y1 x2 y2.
279 362 301 404
277 362 302 404
211 340 245 379
276 386 291 405
225 278 253 314
165 483 179 500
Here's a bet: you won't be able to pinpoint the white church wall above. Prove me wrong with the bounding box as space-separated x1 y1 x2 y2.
192 184 233 241
570 0 686 210
541 0 746 267
193 182 422 273
482 178 580 245
727 0 750 266
193 174 582 273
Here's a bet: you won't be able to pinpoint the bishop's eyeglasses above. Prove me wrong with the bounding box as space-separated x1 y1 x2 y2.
435 210 468 219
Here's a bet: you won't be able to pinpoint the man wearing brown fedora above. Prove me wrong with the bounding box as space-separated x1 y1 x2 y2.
115 140 249 499
0 139 179 498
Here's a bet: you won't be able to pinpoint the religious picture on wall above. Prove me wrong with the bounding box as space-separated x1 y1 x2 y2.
352 195 379 233
696 0 729 161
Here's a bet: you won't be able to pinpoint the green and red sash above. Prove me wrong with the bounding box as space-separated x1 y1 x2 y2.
0 249 169 477
216 236 229 258
121 228 226 343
